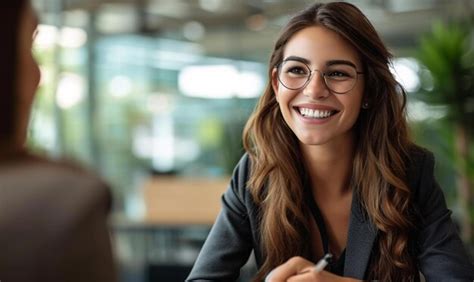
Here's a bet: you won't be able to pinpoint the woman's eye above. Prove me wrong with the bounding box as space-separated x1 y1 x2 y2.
288 67 307 75
327 71 348 77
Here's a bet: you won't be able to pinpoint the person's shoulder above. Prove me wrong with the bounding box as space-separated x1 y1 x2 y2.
30 155 103 184
235 152 251 171
229 152 251 186
0 154 113 234
405 145 436 194
226 152 255 204
406 144 435 172
0 154 111 206
407 145 433 160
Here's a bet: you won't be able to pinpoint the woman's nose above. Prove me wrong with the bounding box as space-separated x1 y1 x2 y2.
302 70 330 99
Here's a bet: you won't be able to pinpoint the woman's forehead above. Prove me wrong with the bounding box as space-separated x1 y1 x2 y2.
283 26 361 67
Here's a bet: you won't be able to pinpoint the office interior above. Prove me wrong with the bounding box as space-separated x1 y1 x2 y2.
29 0 474 281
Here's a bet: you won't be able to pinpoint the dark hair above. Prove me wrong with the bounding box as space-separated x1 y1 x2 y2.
0 0 26 147
243 2 418 281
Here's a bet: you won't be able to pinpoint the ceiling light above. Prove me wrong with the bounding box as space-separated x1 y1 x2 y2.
199 0 222 12
183 21 206 41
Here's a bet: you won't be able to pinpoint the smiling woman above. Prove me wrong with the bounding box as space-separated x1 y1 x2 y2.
186 2 474 282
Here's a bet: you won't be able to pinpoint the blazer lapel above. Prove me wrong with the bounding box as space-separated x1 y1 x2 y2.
343 192 378 279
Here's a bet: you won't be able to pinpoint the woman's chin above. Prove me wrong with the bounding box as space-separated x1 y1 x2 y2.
296 135 330 146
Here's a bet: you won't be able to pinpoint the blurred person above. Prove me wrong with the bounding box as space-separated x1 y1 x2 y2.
186 2 474 281
0 1 117 281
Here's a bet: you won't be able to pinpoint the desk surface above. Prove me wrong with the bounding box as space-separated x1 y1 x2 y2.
142 176 230 226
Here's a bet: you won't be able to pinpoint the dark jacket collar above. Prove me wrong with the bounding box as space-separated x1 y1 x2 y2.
343 191 378 278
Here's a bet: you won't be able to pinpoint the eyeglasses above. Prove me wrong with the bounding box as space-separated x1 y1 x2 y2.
277 59 364 94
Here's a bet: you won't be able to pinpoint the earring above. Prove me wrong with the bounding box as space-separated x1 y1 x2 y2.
362 101 369 109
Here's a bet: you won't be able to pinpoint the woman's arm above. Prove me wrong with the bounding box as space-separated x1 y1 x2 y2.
186 155 254 281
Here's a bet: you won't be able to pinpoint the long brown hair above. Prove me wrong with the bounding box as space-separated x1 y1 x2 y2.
0 0 26 150
243 2 418 281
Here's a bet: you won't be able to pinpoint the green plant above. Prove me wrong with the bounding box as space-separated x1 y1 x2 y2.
416 20 474 242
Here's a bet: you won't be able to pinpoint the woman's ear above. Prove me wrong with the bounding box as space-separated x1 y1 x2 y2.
271 68 280 102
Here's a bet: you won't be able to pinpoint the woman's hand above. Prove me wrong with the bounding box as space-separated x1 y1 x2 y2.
265 256 362 282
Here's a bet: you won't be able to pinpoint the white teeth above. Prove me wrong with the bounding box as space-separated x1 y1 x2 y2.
299 108 334 119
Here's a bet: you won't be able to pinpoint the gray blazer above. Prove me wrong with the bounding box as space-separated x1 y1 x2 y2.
0 155 117 282
187 148 474 281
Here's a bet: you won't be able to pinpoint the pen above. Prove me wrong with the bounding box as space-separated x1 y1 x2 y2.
264 253 333 281
300 253 333 274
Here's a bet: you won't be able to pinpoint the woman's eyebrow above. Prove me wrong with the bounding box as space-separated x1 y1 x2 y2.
326 60 357 68
283 56 311 65
283 56 358 69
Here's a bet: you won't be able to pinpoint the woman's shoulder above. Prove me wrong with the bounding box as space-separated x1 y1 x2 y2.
228 153 252 195
223 152 261 213
405 145 437 197
234 152 252 175
405 144 435 173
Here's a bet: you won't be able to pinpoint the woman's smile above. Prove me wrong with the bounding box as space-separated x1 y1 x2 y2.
293 104 341 125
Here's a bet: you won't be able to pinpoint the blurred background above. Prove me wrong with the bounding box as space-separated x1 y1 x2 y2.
29 0 473 281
